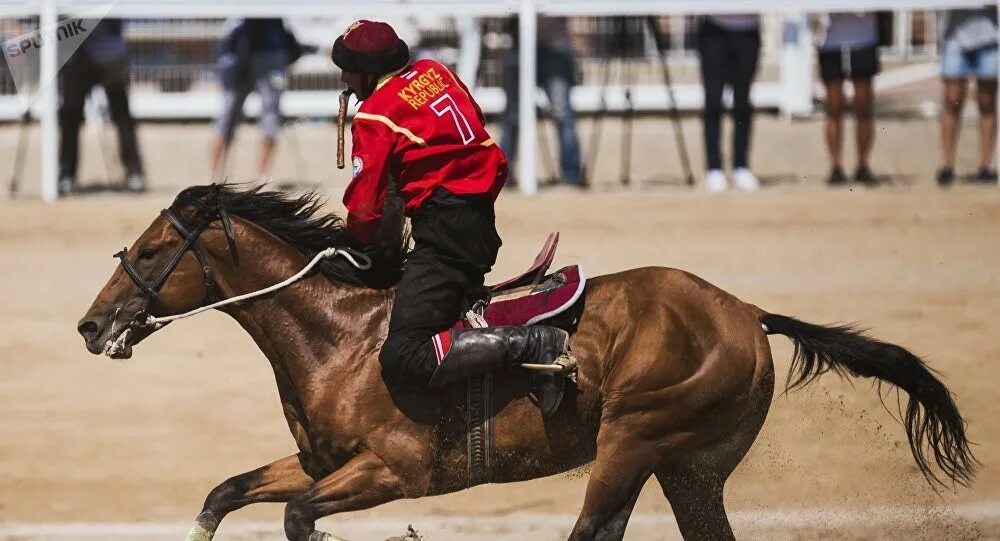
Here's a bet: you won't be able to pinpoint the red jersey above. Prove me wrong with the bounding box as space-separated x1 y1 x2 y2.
343 59 508 245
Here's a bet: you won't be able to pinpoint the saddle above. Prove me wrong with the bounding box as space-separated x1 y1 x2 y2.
455 232 586 487
460 232 587 331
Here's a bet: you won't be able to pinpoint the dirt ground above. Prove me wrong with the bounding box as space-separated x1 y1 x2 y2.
1 116 999 540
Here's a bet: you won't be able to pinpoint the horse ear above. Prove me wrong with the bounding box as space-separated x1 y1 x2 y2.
206 183 222 203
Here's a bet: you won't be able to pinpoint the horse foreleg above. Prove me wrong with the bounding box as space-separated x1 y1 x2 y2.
567 423 655 541
185 454 314 541
283 451 406 541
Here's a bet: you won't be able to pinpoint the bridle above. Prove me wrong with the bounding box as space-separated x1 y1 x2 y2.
113 203 237 321
102 194 370 358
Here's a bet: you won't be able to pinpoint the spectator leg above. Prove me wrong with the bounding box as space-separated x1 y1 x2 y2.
58 56 96 181
258 139 278 179
546 72 582 185
975 78 997 169
852 78 875 169
729 31 760 170
824 81 846 170
940 79 967 169
101 59 144 177
210 87 251 178
499 52 520 180
698 26 726 172
255 54 286 179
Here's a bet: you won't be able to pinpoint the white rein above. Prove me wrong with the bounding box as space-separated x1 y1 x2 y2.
141 247 371 328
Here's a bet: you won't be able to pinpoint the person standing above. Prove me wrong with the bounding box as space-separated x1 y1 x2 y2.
938 7 998 186
697 14 761 192
816 12 881 186
209 18 301 180
58 19 146 195
500 16 583 188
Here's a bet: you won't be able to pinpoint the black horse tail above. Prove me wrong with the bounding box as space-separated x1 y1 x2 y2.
760 313 977 488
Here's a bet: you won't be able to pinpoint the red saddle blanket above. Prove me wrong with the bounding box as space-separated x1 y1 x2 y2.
484 264 584 326
452 232 585 328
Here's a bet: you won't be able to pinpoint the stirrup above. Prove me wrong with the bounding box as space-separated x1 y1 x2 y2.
521 351 578 382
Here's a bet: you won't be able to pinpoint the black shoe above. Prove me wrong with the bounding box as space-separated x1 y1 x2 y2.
937 167 955 187
827 167 848 186
854 164 878 187
972 167 998 184
429 326 569 388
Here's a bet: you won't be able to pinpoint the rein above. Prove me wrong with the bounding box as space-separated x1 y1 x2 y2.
142 246 370 328
112 200 371 335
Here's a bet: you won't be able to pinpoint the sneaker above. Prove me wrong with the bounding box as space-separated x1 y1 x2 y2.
732 167 760 191
827 167 848 186
972 166 998 184
125 173 147 193
704 169 727 192
937 167 955 187
854 164 879 187
58 176 75 196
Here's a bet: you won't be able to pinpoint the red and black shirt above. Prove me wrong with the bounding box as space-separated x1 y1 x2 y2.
343 59 508 245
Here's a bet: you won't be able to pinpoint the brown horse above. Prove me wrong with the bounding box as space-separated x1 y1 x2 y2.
78 185 975 541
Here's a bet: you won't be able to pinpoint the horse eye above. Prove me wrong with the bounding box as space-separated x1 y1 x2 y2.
139 248 157 260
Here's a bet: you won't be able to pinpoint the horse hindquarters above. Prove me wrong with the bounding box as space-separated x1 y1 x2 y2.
565 268 775 540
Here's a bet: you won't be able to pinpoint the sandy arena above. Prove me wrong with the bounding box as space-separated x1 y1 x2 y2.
1 116 999 540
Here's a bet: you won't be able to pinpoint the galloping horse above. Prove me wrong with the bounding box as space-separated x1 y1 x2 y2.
78 185 975 541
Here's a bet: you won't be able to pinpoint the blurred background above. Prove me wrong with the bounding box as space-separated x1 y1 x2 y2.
3 3 999 196
1 2 999 540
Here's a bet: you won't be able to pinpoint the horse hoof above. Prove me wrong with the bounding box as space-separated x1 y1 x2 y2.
309 531 349 541
386 525 423 541
184 512 219 541
184 523 214 541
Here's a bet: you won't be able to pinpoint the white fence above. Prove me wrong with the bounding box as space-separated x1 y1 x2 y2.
1 0 996 200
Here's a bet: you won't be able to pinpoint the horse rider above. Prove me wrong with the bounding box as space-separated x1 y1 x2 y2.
331 20 569 389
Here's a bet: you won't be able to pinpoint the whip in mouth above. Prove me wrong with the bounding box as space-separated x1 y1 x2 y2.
337 90 351 169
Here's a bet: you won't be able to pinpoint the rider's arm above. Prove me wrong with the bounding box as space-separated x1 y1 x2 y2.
343 117 396 246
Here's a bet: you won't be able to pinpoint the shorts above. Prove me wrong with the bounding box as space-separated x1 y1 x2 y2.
818 46 880 82
213 50 288 141
941 39 998 80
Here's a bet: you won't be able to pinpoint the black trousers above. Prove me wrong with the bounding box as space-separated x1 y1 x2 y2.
697 20 760 171
379 190 502 388
59 52 144 180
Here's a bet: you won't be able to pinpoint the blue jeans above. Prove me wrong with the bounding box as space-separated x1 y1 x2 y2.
500 46 582 185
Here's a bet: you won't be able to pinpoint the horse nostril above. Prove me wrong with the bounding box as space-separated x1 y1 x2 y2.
78 320 100 339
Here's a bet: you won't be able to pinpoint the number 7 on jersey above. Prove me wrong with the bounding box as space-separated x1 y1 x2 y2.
430 93 476 145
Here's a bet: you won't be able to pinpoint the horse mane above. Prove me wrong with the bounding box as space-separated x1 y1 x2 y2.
171 184 409 289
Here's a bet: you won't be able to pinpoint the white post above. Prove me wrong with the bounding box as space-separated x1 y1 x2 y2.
517 0 537 196
779 12 812 118
894 9 909 59
39 0 59 202
456 17 481 89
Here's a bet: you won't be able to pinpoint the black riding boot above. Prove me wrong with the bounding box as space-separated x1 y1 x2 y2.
429 325 571 414
430 326 569 415
429 326 569 387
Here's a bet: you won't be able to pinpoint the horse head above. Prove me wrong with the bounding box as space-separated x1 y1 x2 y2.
77 184 235 359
